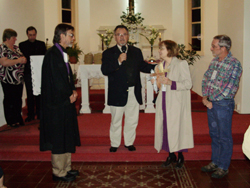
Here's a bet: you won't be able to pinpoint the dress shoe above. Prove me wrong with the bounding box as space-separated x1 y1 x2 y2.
67 170 79 176
8 123 19 128
175 156 184 169
52 173 76 182
25 116 35 122
110 147 118 152
124 145 136 151
162 155 177 167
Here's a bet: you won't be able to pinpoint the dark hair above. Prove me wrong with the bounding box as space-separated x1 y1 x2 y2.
213 35 231 51
26 26 37 35
159 40 179 57
2 28 17 42
114 25 128 33
53 23 74 44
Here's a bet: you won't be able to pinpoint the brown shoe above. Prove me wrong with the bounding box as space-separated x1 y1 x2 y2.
211 168 229 178
201 162 218 172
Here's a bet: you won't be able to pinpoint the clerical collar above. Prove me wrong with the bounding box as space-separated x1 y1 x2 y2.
117 44 128 53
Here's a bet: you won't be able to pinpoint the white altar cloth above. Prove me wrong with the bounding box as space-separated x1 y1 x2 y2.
30 55 44 95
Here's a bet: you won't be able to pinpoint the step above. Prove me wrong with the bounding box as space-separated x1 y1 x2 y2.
0 144 244 162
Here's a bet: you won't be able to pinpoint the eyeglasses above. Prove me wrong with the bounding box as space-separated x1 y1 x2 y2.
115 33 128 37
67 33 74 38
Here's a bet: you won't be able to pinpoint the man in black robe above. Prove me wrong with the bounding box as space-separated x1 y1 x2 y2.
40 23 81 182
19 26 47 122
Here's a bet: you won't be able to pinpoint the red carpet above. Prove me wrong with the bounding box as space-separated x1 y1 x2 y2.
0 90 249 162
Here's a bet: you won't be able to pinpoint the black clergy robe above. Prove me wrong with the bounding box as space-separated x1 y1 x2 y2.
40 45 81 154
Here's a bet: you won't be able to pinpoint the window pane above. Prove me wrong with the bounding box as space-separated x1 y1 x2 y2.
62 10 71 23
192 9 201 22
192 0 200 8
192 24 201 36
192 39 201 51
62 0 71 9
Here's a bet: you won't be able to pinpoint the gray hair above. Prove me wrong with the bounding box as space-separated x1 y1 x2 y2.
214 35 231 51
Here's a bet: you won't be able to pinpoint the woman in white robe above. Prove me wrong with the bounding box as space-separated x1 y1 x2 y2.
152 40 194 169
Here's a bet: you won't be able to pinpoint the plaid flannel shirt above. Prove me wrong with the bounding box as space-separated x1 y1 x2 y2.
202 51 242 101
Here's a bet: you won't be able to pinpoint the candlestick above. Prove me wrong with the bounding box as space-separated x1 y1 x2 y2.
101 34 104 51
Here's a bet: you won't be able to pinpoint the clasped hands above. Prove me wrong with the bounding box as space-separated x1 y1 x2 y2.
70 90 78 103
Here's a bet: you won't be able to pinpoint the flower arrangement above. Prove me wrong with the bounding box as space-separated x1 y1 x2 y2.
120 9 144 32
140 26 160 46
97 29 114 49
127 39 138 46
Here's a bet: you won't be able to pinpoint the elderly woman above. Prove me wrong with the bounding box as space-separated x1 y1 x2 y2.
152 40 194 169
0 29 27 127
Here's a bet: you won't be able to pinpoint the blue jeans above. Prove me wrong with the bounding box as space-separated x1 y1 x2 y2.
207 99 234 170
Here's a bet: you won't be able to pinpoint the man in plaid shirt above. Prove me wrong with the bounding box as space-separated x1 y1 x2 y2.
201 35 242 179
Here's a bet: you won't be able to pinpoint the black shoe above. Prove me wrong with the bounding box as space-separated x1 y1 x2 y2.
110 147 118 152
25 116 35 122
162 155 177 167
175 156 184 169
8 123 19 128
124 145 136 151
67 170 79 176
52 174 76 182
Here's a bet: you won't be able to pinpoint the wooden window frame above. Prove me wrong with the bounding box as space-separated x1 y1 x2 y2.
185 0 204 56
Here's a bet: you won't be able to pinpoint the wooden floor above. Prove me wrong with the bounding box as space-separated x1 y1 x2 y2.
1 160 250 188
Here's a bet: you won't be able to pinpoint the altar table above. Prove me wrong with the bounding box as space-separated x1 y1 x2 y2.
78 64 156 114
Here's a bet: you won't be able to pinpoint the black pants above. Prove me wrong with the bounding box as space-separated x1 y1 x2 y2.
1 82 23 125
24 74 40 118
0 166 3 178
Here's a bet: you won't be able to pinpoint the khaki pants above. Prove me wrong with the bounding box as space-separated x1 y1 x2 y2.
110 87 140 147
51 153 71 177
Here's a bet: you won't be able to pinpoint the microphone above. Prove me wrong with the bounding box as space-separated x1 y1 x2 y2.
121 45 127 53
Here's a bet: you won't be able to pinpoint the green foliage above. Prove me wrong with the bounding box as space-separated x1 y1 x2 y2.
66 43 83 62
177 44 200 65
120 9 145 32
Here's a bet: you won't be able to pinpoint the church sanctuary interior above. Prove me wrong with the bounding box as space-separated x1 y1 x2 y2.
1 0 250 187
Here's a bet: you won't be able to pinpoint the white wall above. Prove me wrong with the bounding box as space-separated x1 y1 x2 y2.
217 0 246 113
239 0 250 113
0 0 45 43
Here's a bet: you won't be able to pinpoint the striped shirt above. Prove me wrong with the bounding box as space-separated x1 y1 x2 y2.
202 51 242 101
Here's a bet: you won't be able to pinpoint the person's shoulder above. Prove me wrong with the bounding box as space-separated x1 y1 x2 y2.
103 45 117 54
128 45 141 52
19 40 28 46
35 40 46 45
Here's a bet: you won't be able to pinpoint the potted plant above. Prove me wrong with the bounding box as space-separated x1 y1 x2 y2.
66 43 83 64
177 44 200 65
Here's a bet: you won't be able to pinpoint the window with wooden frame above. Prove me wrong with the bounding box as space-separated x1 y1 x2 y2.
59 0 78 42
61 0 74 25
186 0 203 55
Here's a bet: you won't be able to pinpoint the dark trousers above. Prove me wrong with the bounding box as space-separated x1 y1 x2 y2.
24 74 40 118
1 82 23 125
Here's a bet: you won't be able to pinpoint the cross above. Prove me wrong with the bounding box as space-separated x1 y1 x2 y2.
129 0 134 12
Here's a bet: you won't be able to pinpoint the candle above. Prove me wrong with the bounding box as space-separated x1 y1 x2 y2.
159 32 161 42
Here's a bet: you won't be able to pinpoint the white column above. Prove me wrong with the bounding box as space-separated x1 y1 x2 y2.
79 65 91 113
145 80 155 113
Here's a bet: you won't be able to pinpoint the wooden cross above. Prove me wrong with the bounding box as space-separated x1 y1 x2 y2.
129 0 134 12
